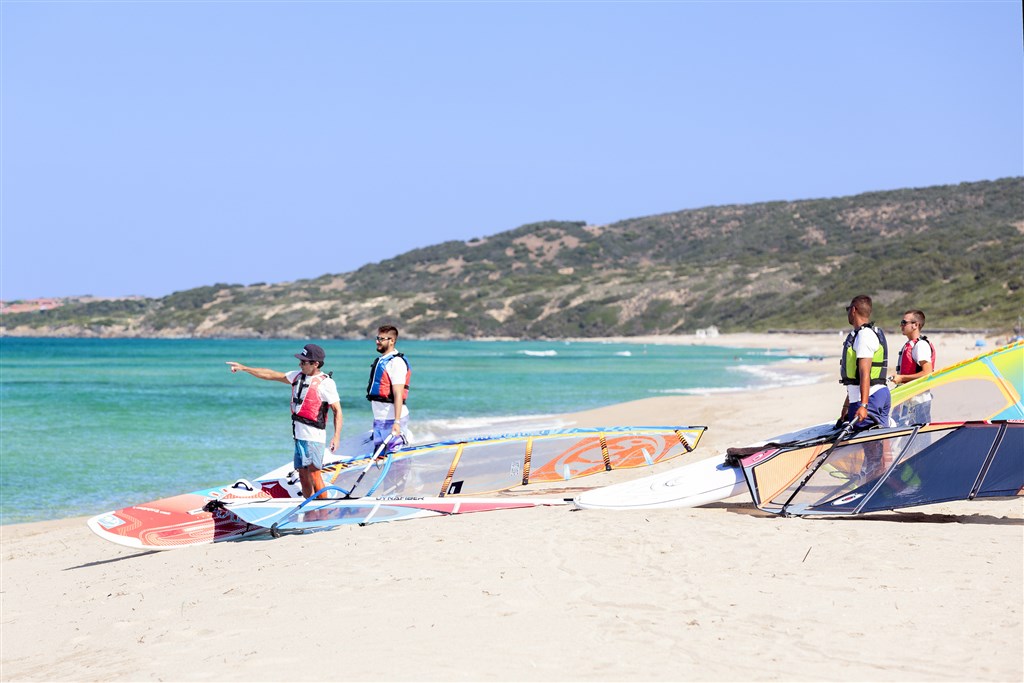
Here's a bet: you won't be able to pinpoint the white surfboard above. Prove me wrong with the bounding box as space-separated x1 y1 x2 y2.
573 454 747 509
574 422 834 510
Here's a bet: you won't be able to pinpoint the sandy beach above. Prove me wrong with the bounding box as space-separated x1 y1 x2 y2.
2 333 1021 682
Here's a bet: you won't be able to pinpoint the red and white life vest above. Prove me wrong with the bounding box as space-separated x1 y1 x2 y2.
898 336 936 375
292 372 331 429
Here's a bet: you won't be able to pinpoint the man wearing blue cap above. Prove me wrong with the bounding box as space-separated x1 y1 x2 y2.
227 343 342 498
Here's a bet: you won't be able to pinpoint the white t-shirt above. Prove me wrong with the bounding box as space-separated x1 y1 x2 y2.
370 355 410 421
285 370 340 443
847 326 887 403
910 338 934 366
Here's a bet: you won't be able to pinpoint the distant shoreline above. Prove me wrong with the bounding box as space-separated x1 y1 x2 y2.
0 328 1005 341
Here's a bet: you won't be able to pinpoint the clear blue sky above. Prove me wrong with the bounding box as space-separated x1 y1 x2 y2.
2 1 1021 301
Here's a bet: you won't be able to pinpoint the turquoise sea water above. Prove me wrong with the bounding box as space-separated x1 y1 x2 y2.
0 337 811 524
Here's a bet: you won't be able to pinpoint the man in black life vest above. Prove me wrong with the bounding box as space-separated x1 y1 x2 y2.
840 295 891 430
367 325 411 452
227 344 342 499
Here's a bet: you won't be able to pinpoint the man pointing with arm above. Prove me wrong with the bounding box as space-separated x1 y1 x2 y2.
227 343 342 499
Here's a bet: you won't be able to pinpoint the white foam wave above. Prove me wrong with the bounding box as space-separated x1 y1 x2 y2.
655 363 823 396
614 351 633 357
411 413 570 445
735 363 825 385
657 386 751 396
521 350 558 357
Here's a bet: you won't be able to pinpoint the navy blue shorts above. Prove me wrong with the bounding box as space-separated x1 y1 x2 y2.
846 387 892 429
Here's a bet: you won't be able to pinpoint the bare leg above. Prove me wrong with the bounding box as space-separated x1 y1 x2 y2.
298 469 313 498
309 468 327 499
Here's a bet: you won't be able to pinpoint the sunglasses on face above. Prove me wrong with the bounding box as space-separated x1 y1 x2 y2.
900 320 915 326
375 336 393 342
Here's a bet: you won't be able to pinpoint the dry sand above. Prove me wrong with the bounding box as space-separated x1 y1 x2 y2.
2 334 1021 682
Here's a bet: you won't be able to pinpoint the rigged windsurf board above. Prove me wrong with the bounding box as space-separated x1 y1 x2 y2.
574 342 1023 511
88 425 705 549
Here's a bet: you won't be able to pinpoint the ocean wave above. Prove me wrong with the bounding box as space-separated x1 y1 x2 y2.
614 350 633 357
520 350 558 357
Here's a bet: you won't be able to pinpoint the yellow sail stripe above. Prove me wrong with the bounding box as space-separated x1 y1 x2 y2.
439 443 466 498
675 429 694 452
522 437 534 485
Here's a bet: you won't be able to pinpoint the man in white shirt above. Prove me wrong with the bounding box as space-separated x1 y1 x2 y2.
889 309 937 425
890 310 936 385
366 325 411 452
227 343 342 498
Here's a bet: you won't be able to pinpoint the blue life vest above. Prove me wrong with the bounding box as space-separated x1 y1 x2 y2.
366 353 411 403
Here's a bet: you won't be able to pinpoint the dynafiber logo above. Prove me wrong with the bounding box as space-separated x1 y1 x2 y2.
831 493 864 506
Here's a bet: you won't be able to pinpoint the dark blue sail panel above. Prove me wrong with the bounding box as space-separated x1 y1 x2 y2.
743 421 1023 516
856 424 1003 513
974 423 1024 498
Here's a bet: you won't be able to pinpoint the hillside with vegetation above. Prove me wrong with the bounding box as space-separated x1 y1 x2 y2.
4 177 1022 338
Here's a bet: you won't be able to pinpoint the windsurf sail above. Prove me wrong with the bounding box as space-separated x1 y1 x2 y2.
311 425 706 498
572 343 1023 512
726 342 1024 516
889 340 1024 426
737 420 1023 516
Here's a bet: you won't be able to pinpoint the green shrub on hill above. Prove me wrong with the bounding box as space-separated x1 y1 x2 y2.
3 178 1020 338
